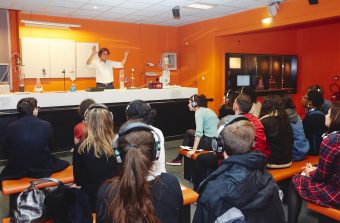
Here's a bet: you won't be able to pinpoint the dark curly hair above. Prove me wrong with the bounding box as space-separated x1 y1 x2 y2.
126 100 157 125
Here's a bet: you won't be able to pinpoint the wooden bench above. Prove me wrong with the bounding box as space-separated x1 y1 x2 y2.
3 185 197 223
1 165 74 195
1 165 74 216
267 156 319 182
307 202 340 223
1 165 197 223
179 148 212 182
3 213 96 223
181 184 199 223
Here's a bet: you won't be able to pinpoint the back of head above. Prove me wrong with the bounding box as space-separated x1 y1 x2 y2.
219 116 255 155
106 121 159 223
219 103 235 119
79 99 95 119
240 86 257 103
308 84 324 95
260 94 283 117
190 94 207 107
17 97 37 116
126 100 156 125
260 94 291 127
224 89 237 105
329 101 340 132
79 104 114 158
307 89 324 109
235 93 252 113
281 94 296 110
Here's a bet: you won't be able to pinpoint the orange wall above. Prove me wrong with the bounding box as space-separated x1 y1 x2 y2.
18 14 179 91
179 0 340 112
13 0 340 113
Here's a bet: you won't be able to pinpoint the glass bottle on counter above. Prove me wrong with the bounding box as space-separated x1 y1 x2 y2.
34 77 43 93
119 69 125 89
70 71 76 92
19 67 25 92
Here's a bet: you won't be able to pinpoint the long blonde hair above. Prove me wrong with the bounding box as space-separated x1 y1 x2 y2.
78 106 114 158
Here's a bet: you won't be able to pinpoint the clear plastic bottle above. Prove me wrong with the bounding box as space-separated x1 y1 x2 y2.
70 83 76 92
119 69 125 89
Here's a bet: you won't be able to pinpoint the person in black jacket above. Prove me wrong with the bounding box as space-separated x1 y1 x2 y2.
97 121 183 223
0 97 69 184
260 94 293 168
193 115 285 223
73 103 119 211
302 89 327 155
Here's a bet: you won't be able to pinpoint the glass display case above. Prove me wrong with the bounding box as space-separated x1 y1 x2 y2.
225 53 297 95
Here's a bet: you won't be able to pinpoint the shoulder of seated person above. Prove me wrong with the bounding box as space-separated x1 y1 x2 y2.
155 173 179 187
97 182 112 199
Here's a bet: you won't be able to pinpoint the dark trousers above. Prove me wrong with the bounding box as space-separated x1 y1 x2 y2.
193 152 219 191
175 129 213 160
96 82 114 89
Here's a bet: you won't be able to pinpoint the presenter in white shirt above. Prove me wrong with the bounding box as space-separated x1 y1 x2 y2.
86 46 129 89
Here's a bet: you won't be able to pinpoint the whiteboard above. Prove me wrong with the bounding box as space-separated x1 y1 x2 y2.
50 40 75 78
76 42 99 78
21 38 50 78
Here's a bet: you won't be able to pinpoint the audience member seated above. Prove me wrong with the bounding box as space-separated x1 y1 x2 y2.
288 102 340 223
73 103 119 211
125 99 166 177
260 95 293 168
97 122 183 223
282 94 309 161
234 93 270 158
302 85 331 114
74 98 95 145
219 89 236 119
193 116 285 223
0 97 69 185
167 94 218 166
240 86 262 118
192 93 270 191
302 89 327 155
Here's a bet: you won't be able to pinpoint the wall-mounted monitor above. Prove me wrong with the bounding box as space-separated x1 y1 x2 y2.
237 75 250 87
225 53 298 95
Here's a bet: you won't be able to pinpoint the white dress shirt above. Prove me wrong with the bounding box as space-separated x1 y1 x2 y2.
87 58 123 84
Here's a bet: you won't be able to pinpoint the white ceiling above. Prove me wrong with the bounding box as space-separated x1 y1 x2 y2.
0 0 273 26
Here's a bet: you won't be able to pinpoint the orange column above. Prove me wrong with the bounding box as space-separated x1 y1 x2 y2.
8 10 20 92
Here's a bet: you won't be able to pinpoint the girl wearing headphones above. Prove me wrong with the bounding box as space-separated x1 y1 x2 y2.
260 95 294 168
167 94 219 165
96 121 183 223
73 104 119 211
125 100 166 176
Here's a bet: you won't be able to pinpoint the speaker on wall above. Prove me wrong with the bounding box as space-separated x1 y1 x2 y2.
267 3 277 17
308 0 318 5
308 0 319 5
172 6 180 19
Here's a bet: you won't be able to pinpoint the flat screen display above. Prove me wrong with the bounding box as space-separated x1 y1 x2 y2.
237 75 250 87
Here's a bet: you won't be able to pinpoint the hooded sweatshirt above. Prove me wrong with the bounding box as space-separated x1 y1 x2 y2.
193 152 285 223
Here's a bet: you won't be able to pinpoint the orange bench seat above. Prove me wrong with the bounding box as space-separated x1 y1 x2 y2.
307 202 340 221
181 184 199 206
1 165 74 195
179 148 212 160
3 213 96 223
268 156 319 182
3 186 196 223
